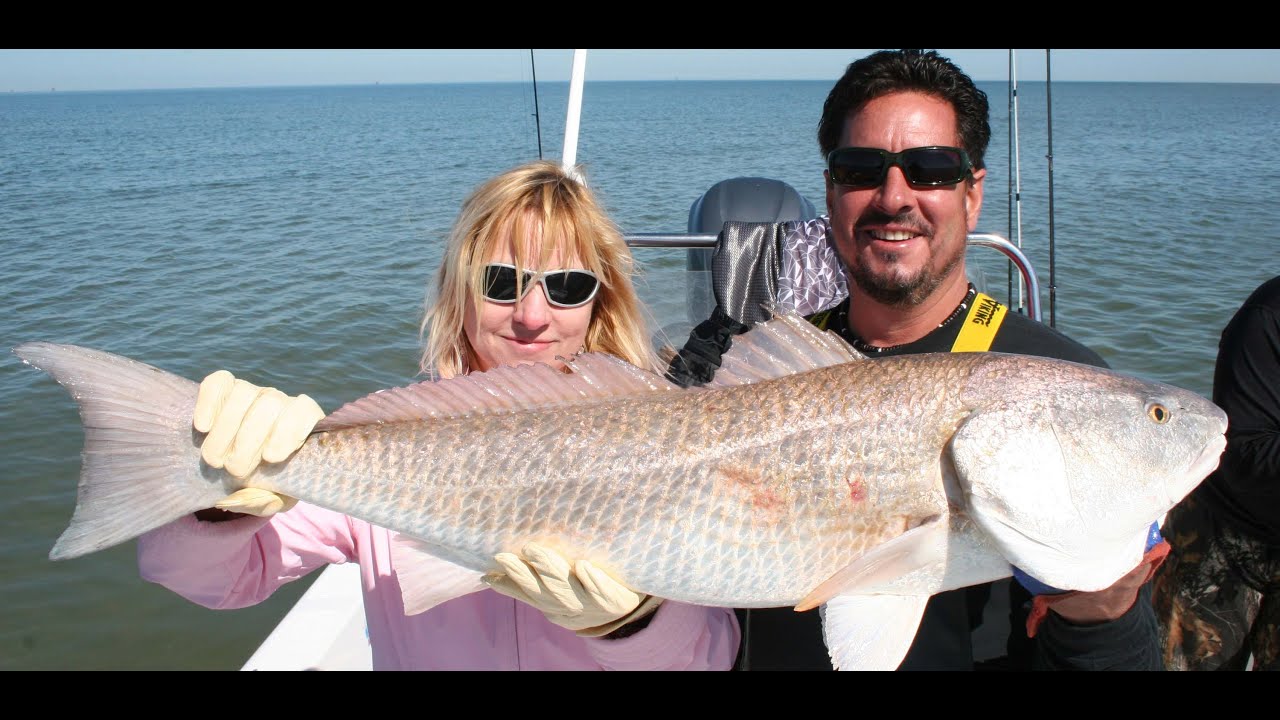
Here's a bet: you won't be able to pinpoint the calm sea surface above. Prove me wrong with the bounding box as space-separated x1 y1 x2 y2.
2 79 1277 670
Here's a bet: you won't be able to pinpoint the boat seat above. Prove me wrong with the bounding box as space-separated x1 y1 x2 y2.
685 177 818 326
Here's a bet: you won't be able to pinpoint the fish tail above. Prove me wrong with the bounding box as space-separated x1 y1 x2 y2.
13 342 228 560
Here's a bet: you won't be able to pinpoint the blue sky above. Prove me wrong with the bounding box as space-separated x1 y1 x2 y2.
3 49 1277 93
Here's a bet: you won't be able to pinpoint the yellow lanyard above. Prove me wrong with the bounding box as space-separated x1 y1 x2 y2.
806 291 1007 352
950 292 1007 353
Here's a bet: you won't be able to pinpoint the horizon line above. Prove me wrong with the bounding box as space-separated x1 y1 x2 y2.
9 77 1277 96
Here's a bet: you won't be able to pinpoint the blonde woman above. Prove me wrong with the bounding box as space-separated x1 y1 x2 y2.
137 160 741 670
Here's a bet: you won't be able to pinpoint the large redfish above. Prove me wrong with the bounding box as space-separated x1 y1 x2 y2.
12 311 1226 670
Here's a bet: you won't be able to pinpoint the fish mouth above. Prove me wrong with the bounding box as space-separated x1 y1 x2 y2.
1172 433 1227 505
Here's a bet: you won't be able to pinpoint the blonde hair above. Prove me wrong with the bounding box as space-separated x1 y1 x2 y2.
419 160 659 379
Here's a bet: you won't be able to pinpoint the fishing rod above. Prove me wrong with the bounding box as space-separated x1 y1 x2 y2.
1007 51 1014 307
1045 49 1057 329
530 50 543 160
1007 50 1026 314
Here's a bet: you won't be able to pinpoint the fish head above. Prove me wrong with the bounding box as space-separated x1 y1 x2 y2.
950 354 1227 591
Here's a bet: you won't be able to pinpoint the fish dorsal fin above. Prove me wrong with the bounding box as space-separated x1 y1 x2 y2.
316 352 680 431
708 308 865 388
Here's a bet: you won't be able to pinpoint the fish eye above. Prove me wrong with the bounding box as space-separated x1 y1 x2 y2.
1146 403 1171 424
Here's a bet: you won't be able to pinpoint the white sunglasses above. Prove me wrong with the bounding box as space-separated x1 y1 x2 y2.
480 263 601 308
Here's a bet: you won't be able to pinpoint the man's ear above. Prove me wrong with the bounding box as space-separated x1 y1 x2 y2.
965 167 986 231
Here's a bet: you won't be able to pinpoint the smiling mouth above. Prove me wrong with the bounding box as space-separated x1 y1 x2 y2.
865 229 920 241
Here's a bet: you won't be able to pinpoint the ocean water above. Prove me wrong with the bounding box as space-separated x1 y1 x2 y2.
2 78 1277 670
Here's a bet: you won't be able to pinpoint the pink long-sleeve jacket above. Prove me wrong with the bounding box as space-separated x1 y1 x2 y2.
137 501 741 670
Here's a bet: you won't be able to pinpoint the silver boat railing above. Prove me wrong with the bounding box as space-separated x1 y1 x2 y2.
623 233 719 248
964 233 1041 323
622 231 1041 323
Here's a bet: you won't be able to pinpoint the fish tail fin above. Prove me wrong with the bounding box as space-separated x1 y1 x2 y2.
13 342 227 560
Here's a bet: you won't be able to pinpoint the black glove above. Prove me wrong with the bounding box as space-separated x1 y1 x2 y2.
665 306 751 387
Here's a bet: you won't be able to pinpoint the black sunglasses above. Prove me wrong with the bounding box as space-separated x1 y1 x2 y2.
481 263 601 308
827 146 973 189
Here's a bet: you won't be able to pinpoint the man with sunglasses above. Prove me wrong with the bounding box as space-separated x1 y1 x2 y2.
669 49 1169 670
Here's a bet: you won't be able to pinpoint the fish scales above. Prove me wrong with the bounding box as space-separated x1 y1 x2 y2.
247 355 974 608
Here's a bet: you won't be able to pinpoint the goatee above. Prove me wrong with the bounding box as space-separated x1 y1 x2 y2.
848 243 964 308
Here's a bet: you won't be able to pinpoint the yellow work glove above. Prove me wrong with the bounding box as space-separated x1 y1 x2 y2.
193 369 325 517
482 542 663 637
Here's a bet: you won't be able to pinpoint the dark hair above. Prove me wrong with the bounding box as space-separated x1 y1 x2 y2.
817 49 991 171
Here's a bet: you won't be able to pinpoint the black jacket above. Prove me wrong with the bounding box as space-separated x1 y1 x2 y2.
1193 275 1280 546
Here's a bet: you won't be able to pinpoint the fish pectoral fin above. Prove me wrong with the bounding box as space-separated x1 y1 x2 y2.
794 517 948 611
391 535 487 615
820 593 930 670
